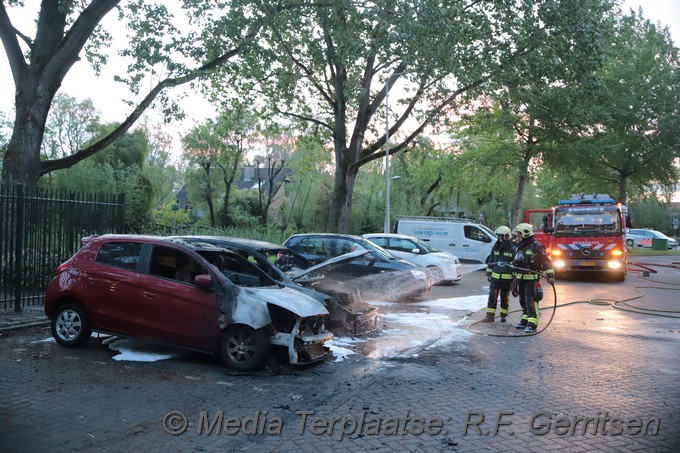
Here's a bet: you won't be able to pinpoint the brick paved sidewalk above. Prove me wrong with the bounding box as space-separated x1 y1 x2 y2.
0 305 49 332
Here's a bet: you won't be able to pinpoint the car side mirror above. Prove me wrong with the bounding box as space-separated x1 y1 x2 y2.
411 248 420 254
194 274 212 289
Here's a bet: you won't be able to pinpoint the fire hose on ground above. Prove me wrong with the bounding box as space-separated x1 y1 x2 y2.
467 261 680 338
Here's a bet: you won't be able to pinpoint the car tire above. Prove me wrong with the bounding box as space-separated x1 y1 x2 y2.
219 325 270 371
51 303 92 348
626 239 634 247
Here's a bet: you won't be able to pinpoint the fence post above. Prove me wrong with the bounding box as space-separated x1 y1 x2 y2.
13 184 24 312
118 193 126 232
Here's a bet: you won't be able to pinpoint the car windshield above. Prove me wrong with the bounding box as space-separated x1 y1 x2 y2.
554 206 622 236
197 249 277 287
410 237 439 253
354 239 399 260
478 224 495 237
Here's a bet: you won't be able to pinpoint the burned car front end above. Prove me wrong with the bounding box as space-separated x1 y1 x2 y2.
209 263 333 368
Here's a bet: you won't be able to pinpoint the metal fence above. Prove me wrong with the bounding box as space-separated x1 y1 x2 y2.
0 184 125 311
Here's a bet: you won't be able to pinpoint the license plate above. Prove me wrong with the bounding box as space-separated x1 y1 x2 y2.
579 261 596 267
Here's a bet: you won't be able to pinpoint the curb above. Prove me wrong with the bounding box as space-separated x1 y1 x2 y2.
0 320 50 333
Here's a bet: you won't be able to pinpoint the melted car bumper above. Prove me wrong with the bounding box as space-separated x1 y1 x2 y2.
271 318 333 365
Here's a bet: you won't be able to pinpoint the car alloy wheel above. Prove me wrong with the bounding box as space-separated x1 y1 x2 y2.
52 304 92 347
220 325 269 371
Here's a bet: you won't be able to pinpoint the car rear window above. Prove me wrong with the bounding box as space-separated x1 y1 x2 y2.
95 242 144 271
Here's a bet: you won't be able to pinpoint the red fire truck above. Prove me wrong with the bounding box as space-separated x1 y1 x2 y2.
525 194 629 281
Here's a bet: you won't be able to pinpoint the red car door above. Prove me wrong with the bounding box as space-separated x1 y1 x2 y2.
134 245 221 351
84 240 144 336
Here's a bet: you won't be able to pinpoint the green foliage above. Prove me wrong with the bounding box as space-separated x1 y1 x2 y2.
39 127 154 231
142 222 292 246
628 197 674 235
90 125 149 167
139 120 181 211
153 197 194 229
212 0 621 232
181 104 258 227
41 94 101 159
3 0 677 238
279 132 333 232
42 159 153 231
543 10 680 202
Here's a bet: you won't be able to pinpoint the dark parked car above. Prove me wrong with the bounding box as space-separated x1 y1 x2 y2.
44 235 332 371
167 236 379 335
282 233 432 301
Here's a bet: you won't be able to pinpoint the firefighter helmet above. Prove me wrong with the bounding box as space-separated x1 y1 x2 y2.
513 223 534 238
494 226 512 241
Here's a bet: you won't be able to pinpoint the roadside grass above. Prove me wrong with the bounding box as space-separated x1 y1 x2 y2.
627 247 680 257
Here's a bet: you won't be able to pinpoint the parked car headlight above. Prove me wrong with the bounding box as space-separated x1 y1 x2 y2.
410 269 428 280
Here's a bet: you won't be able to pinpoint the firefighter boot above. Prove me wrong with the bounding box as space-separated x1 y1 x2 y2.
515 314 528 329
482 312 495 323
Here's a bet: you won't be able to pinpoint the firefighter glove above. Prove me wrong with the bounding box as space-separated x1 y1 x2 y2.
547 277 555 285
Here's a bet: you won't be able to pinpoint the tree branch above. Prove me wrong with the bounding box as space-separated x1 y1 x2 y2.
0 2 30 83
38 31 258 176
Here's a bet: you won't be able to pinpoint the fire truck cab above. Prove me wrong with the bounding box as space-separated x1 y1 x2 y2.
525 194 628 281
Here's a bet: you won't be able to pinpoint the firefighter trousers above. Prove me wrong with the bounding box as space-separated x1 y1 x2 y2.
517 279 539 328
486 278 512 318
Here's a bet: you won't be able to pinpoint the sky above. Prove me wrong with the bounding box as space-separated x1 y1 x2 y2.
0 1 678 145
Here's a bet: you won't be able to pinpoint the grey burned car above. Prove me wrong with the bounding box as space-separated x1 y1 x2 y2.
44 235 333 371
168 236 379 336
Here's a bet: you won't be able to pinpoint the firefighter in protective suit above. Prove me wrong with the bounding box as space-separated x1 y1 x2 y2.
512 223 555 333
483 226 517 323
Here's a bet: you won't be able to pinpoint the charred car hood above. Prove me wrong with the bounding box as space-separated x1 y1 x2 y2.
291 250 371 282
236 286 330 318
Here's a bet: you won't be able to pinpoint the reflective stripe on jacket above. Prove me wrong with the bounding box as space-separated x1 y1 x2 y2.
486 241 516 281
513 238 554 281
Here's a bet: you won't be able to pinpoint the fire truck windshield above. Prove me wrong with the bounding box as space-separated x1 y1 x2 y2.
553 206 621 236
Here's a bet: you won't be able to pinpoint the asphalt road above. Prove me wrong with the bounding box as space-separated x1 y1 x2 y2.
1 257 679 452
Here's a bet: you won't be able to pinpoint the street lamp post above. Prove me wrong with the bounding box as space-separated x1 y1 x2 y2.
384 71 406 234
384 77 393 234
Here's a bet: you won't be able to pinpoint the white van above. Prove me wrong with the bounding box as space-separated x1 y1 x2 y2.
394 216 496 263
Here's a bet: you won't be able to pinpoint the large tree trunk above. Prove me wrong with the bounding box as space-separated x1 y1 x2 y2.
329 147 358 233
3 101 47 186
512 149 533 227
617 174 628 205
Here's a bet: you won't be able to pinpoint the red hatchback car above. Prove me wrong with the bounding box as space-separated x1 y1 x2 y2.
44 235 333 371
